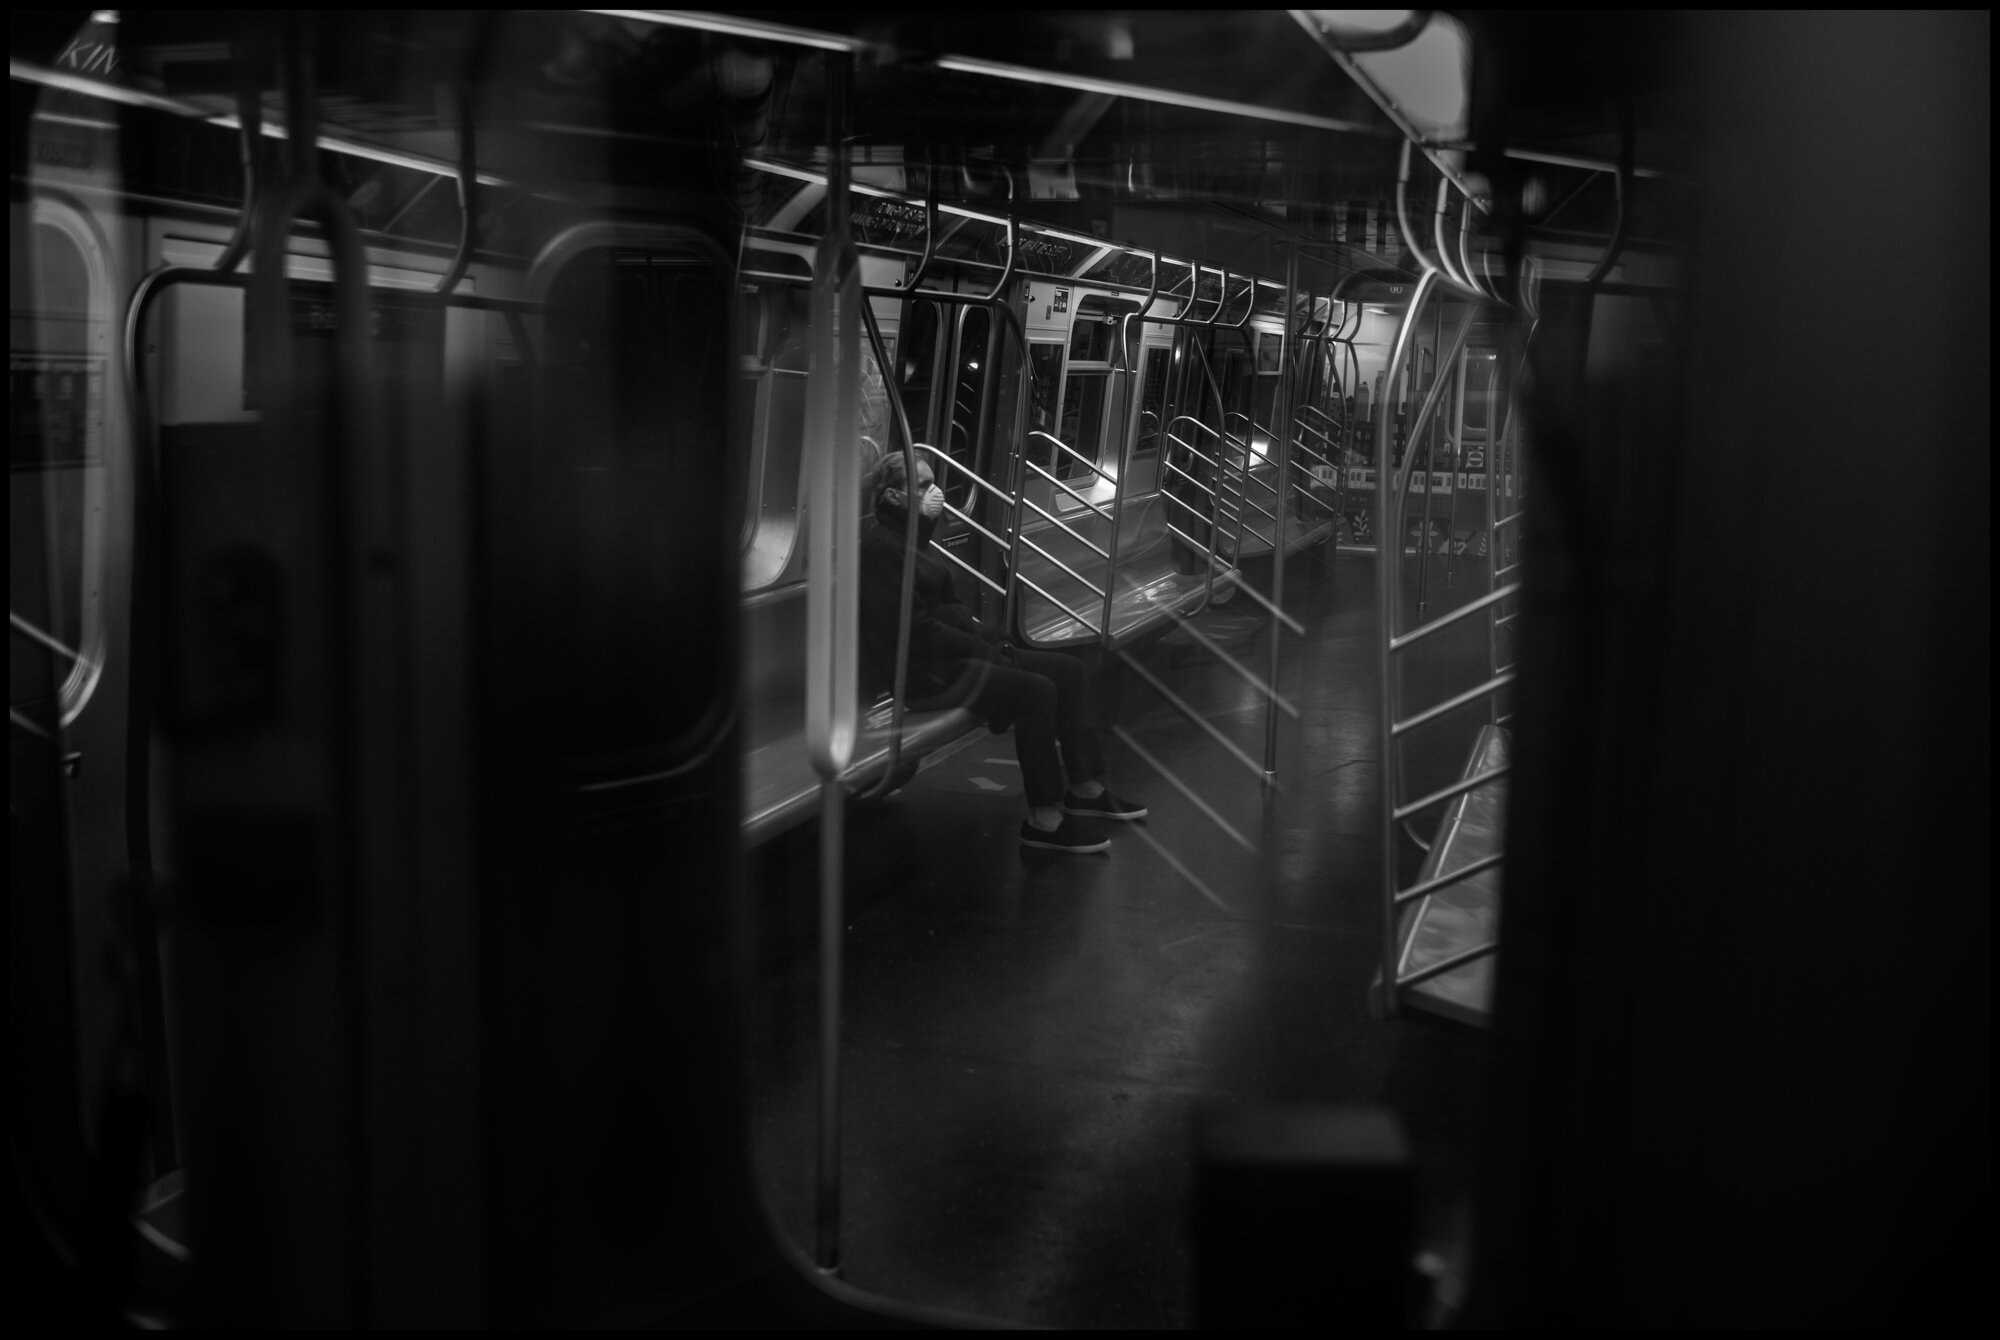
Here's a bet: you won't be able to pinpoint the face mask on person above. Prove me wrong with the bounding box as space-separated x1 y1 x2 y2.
884 476 944 524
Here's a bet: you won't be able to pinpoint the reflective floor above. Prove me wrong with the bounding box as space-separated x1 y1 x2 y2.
747 546 1502 1328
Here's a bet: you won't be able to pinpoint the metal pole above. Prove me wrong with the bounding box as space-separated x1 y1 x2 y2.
814 778 845 1273
1375 268 1441 1020
1485 353 1502 721
808 50 858 1277
1263 248 1299 781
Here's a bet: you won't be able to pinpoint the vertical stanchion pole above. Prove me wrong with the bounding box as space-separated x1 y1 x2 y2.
1485 354 1503 721
805 51 859 1277
1262 249 1298 782
814 777 845 1272
1375 268 1441 1018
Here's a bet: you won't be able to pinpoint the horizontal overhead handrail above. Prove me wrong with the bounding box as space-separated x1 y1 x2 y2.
1393 764 1512 824
1389 582 1524 652
1026 430 1117 488
1492 510 1523 532
1391 669 1518 738
1493 561 1522 581
1396 938 1499 989
1394 850 1506 908
1022 461 1115 526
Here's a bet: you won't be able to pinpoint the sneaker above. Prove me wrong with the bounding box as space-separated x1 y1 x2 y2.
1063 789 1148 821
1019 816 1111 853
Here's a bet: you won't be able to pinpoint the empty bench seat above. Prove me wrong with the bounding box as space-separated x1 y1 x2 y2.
1016 493 1242 648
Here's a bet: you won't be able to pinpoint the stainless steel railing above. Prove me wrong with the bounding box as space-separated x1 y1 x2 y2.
1372 266 1523 1021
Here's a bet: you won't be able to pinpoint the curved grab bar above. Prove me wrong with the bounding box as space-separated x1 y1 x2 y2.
1227 274 1257 330
433 86 477 297
1395 141 1487 304
1433 176 1474 294
1025 429 1117 488
1582 101 1634 292
212 83 261 275
904 181 938 294
1458 197 1493 303
982 216 1018 302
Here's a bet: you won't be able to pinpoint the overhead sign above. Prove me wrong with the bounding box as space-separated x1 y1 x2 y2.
849 196 928 249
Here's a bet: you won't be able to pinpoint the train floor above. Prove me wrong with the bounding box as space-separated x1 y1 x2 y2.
744 545 1504 1328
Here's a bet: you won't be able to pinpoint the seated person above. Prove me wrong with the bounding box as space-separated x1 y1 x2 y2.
859 452 1146 853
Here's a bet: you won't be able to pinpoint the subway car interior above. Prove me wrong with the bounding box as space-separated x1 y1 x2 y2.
8 9 1989 1328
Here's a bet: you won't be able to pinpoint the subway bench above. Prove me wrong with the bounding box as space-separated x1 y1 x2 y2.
1378 723 1507 1027
741 580 979 846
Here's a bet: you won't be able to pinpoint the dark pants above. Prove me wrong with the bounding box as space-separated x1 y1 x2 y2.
911 648 1105 808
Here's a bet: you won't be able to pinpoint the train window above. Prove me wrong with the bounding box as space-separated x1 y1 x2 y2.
1056 371 1109 483
743 338 809 589
1068 296 1139 363
1068 313 1118 362
1462 348 1498 439
858 333 890 475
944 307 991 509
740 285 890 588
534 240 731 778
1256 330 1283 373
11 200 111 726
897 300 944 449
1026 341 1064 470
1134 346 1171 458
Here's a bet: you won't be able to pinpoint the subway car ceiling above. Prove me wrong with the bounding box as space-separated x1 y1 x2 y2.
12 9 1681 298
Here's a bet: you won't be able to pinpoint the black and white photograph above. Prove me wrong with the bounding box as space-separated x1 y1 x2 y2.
9 9 1988 1327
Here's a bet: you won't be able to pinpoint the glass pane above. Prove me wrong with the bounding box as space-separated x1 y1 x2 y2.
1068 312 1118 362
1135 347 1170 456
896 301 942 446
944 308 990 509
10 219 100 713
1026 342 1064 471
1257 331 1283 373
1056 372 1107 481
